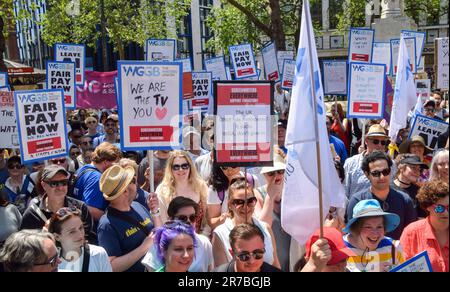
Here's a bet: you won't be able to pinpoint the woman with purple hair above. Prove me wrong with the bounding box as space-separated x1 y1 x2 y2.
153 220 197 272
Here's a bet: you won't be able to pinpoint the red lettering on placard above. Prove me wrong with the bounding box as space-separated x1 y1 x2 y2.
353 102 379 114
27 138 62 154
237 68 255 76
352 54 369 62
192 99 209 107
129 126 173 143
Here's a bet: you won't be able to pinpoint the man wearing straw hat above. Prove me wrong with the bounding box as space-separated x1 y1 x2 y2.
97 165 158 272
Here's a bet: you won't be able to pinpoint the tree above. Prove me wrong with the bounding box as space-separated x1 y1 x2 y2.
0 0 14 72
404 0 448 26
40 0 191 61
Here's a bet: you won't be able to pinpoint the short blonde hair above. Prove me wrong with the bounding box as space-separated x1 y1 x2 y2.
118 158 138 174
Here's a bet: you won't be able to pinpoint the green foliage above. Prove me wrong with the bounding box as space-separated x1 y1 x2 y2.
336 0 366 32
404 0 449 26
0 0 15 37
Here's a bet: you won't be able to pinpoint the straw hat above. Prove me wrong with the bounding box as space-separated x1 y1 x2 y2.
366 124 389 139
260 150 286 174
100 165 135 201
399 135 433 155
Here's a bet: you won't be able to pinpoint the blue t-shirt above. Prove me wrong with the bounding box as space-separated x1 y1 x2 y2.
346 187 418 240
97 202 154 272
134 188 150 211
0 167 9 185
74 165 108 211
329 134 348 163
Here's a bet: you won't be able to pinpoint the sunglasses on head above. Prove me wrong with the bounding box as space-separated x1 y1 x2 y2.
370 168 391 178
232 196 257 207
172 163 190 171
50 158 66 164
369 139 389 146
175 214 197 224
235 248 265 262
433 204 449 214
8 164 23 170
45 180 69 188
55 206 79 218
267 170 285 177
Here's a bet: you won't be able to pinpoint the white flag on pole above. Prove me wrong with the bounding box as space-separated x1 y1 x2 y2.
281 0 346 245
411 94 424 122
389 37 417 142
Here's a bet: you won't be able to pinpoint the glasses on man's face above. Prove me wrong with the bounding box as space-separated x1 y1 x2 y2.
433 204 449 214
369 139 389 146
50 159 66 165
175 214 197 224
8 164 23 170
370 168 391 178
424 107 435 113
267 170 285 177
172 163 190 171
87 121 97 125
45 180 69 188
35 250 60 268
81 141 93 146
232 196 257 208
235 248 265 262
105 123 116 127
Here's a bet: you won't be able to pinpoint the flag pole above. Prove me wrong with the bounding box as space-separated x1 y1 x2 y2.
244 167 248 224
148 150 155 193
304 3 324 238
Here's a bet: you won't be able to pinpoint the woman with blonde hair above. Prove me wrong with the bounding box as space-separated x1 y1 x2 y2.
156 150 208 234
430 149 449 184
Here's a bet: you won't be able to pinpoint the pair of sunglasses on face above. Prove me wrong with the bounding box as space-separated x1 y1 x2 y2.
235 248 266 262
369 139 389 146
231 196 257 207
433 204 449 214
266 170 285 177
45 180 69 188
172 163 190 171
369 168 391 178
174 214 197 224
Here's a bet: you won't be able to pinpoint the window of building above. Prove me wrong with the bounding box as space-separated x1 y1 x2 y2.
199 0 214 61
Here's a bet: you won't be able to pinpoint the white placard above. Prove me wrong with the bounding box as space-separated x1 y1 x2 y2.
281 60 296 91
145 39 176 62
415 79 431 103
205 57 228 81
261 42 280 81
323 60 347 95
372 42 392 75
435 37 449 90
401 30 426 67
409 115 449 150
229 44 258 79
118 61 182 150
54 43 85 86
348 28 375 63
178 58 192 73
391 37 416 75
0 72 8 87
0 91 19 148
191 71 212 114
277 51 294 72
390 251 432 272
46 61 76 109
14 89 68 163
347 62 386 118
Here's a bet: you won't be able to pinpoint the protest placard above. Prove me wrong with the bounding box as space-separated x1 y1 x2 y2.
145 39 176 62
277 51 294 72
281 60 295 91
415 79 431 103
178 58 193 73
0 86 10 92
435 37 449 90
322 60 347 95
0 92 19 149
401 30 426 67
229 44 258 80
46 61 76 109
14 89 68 163
390 251 432 272
54 43 85 86
183 72 194 100
76 70 117 109
409 115 449 150
190 71 212 114
372 42 392 75
205 57 228 81
261 42 280 81
0 72 8 87
348 28 375 63
391 37 416 75
245 69 262 81
347 62 386 118
214 81 274 167
225 66 232 81
118 61 182 150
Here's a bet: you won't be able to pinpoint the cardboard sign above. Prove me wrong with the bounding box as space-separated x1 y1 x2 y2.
205 57 228 81
145 39 176 62
415 79 431 103
347 62 386 118
348 28 375 63
54 43 85 86
46 61 76 109
401 30 426 67
323 60 347 95
0 86 10 92
0 92 19 148
178 58 193 73
14 89 68 163
390 251 432 272
277 51 294 72
191 71 212 114
391 38 417 75
229 44 258 80
183 72 194 100
0 72 8 87
372 42 392 75
261 42 280 81
118 61 182 150
281 60 295 90
214 81 274 167
435 37 449 90
409 115 449 150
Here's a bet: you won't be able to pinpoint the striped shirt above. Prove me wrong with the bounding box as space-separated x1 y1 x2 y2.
343 234 405 272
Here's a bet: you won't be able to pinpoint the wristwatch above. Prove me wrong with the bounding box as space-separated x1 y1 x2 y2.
151 208 161 216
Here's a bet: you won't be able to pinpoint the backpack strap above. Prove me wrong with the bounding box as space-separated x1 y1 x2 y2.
218 190 225 205
29 199 49 223
82 244 90 272
391 241 396 266
107 207 150 236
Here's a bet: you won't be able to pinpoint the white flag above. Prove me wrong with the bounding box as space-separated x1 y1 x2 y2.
411 94 424 122
389 37 417 142
281 0 346 245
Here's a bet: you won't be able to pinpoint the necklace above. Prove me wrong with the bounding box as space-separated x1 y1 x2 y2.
397 178 411 187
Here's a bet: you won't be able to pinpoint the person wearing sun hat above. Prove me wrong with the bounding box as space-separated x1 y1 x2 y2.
399 135 433 182
97 164 157 272
343 199 405 272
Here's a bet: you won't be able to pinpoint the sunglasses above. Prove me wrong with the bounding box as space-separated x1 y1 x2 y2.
81 141 93 145
369 139 389 146
35 251 60 268
55 206 80 218
235 248 265 262
231 196 257 207
266 170 285 177
45 180 69 188
8 164 23 170
50 158 66 164
221 166 237 171
424 108 435 113
369 168 391 178
105 123 116 127
172 163 190 171
175 214 197 224
433 204 449 214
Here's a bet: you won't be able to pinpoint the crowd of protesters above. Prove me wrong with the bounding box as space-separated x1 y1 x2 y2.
0 88 448 273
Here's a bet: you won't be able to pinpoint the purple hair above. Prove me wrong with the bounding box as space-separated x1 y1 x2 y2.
154 220 197 263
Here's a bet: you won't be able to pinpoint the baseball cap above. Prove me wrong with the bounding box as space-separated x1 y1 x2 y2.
41 164 69 182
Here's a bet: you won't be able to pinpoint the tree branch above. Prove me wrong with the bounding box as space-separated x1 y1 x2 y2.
225 0 273 37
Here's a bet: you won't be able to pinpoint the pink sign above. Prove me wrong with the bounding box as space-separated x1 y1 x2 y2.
76 70 117 109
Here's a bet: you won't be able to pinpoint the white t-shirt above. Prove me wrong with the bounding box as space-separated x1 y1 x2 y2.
58 244 113 272
141 234 213 272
